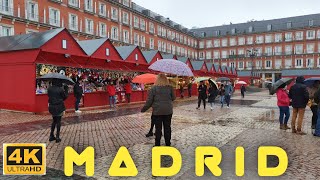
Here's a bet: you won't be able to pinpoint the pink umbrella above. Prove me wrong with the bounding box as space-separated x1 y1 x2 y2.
148 59 194 77
236 81 247 85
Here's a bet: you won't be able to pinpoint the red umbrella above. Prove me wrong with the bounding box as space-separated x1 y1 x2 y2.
132 73 157 84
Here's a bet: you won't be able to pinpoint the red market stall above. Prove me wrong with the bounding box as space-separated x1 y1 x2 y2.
143 50 163 65
191 61 210 77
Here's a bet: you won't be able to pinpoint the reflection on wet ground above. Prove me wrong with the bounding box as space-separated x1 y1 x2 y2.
0 99 259 136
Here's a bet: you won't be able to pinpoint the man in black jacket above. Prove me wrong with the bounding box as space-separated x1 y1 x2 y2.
289 76 309 135
196 81 207 110
73 79 84 113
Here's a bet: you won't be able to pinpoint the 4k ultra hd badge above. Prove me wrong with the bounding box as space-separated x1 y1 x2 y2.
3 143 46 175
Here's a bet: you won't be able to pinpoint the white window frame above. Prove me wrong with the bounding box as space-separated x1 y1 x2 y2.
99 22 107 37
266 60 272 69
274 46 282 55
123 30 129 43
265 47 272 56
295 31 303 40
317 30 320 39
206 51 212 59
213 51 220 59
199 41 205 49
285 59 292 69
111 7 118 21
307 30 315 40
111 26 118 40
295 59 303 68
306 58 314 68
134 16 139 28
140 19 146 31
247 36 253 45
122 12 129 25
68 13 78 31
238 62 244 70
68 0 79 8
221 39 228 47
265 34 272 43
85 18 94 34
98 2 106 17
49 7 60 27
285 45 292 55
230 38 236 46
256 35 264 44
134 33 139 46
214 39 220 47
285 32 292 41
0 0 13 15
221 50 227 58
150 38 154 49
140 35 145 47
84 0 93 12
238 37 245 45
306 43 314 54
275 33 282 42
318 58 320 67
275 60 282 69
295 44 303 54
206 40 212 48
149 22 154 34
122 0 130 7
0 24 14 36
27 1 39 22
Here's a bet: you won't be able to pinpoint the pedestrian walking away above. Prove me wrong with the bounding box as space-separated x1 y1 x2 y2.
225 82 233 108
276 84 291 130
289 76 309 135
179 83 184 98
307 80 320 129
196 81 207 110
73 79 84 113
106 81 116 108
208 83 218 110
188 82 192 97
219 84 226 108
241 85 246 98
48 79 68 143
141 74 176 146
124 81 132 103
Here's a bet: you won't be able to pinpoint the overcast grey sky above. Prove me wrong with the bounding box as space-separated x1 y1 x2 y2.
133 0 320 29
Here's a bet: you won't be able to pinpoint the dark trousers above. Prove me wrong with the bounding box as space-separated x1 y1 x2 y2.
180 89 184 98
225 94 231 106
198 98 206 109
153 114 172 146
50 116 62 138
279 106 290 124
75 97 81 111
148 115 156 134
126 93 131 103
311 105 318 127
188 89 192 97
241 92 245 98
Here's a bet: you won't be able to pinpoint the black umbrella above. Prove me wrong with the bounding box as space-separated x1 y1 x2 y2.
270 78 294 95
38 73 75 85
216 77 230 82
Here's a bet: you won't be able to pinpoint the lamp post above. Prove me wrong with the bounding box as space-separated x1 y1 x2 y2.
246 48 258 86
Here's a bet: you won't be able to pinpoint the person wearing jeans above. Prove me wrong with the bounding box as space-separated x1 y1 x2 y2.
276 84 291 130
106 82 116 108
289 76 309 135
219 84 225 108
141 74 176 146
307 80 320 129
224 82 233 108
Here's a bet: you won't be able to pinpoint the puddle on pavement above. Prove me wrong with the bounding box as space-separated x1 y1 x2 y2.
258 110 276 121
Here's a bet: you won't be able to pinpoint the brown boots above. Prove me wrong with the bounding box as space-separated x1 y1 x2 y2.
291 127 306 135
280 124 291 130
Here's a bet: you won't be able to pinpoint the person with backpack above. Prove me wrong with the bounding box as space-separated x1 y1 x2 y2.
307 80 320 129
289 76 309 135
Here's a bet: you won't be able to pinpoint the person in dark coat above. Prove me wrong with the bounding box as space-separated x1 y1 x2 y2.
289 76 309 135
179 83 184 98
219 84 226 108
241 85 246 98
208 83 218 110
48 79 68 143
145 115 156 137
73 79 83 113
141 74 176 146
196 81 207 110
188 82 192 97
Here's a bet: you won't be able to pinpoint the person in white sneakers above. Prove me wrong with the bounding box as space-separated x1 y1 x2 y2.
73 79 84 113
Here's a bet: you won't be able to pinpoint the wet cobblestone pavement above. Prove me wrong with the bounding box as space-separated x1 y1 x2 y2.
0 90 319 179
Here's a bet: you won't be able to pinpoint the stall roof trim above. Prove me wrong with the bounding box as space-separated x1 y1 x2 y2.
0 28 64 52
191 61 204 71
142 50 159 63
205 63 213 71
115 45 138 60
213 64 220 72
78 38 109 56
282 69 320 76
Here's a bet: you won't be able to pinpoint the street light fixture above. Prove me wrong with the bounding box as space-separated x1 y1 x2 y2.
246 48 258 86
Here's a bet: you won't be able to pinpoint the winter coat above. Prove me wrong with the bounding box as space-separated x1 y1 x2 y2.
73 83 83 98
125 83 132 94
198 84 207 99
208 87 218 103
48 85 68 116
276 88 290 106
289 76 309 108
225 85 233 96
106 85 116 96
219 87 225 96
141 86 176 115
241 86 246 93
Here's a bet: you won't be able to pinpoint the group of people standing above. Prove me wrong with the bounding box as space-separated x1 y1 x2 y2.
276 76 320 136
196 81 234 110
